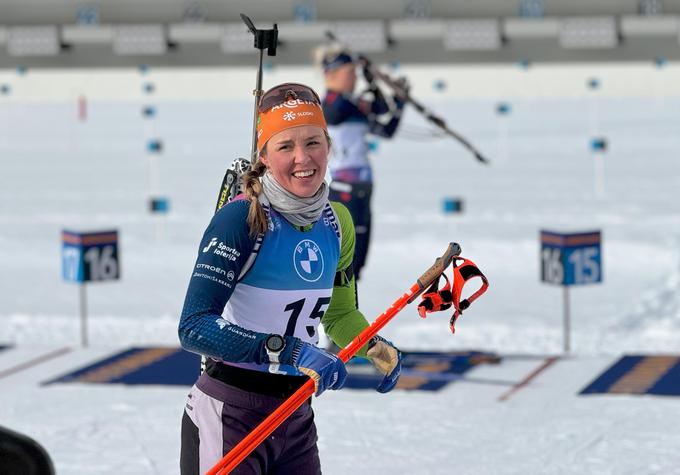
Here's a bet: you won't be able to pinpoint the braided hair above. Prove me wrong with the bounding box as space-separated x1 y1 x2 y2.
242 156 268 237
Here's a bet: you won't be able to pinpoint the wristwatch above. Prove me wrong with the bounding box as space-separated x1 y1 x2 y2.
265 334 286 374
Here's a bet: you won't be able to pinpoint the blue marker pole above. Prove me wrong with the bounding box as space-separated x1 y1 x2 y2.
147 136 162 205
1 83 10 149
139 67 167 239
147 138 166 240
654 57 667 112
141 74 159 206
496 102 511 164
591 137 607 197
586 77 600 136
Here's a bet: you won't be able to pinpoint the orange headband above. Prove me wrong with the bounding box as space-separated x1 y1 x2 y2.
257 99 327 153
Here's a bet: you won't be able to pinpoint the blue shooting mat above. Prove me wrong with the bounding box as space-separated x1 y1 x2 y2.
580 355 680 397
346 350 500 392
43 347 201 386
42 347 499 391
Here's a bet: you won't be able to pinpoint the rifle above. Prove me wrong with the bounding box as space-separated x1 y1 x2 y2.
325 30 490 164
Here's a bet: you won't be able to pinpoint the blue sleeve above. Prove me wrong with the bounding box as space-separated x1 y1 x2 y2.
369 86 390 115
322 92 362 126
323 91 395 125
177 200 299 365
324 90 404 139
369 98 404 138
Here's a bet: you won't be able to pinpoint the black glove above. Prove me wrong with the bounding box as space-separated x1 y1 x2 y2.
362 65 375 85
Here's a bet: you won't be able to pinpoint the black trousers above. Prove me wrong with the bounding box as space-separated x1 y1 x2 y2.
329 181 373 280
181 371 320 475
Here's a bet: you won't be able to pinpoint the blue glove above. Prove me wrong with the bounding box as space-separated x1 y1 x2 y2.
367 336 402 393
293 342 347 396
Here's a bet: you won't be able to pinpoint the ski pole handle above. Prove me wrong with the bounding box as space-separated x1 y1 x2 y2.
410 242 461 303
207 243 461 475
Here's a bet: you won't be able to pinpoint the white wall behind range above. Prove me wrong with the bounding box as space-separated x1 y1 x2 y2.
0 62 678 102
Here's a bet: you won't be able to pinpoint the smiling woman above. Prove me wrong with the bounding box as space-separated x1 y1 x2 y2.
243 83 334 236
177 82 404 474
261 126 328 198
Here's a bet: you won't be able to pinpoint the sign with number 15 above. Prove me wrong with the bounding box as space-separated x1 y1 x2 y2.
540 230 602 286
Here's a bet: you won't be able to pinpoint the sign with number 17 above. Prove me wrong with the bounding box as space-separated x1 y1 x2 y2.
62 230 120 283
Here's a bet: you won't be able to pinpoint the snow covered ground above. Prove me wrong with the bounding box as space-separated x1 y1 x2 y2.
2 79 680 474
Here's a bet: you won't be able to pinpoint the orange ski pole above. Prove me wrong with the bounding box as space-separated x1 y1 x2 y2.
206 242 461 475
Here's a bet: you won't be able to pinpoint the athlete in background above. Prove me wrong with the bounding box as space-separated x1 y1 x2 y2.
319 48 407 280
178 83 402 475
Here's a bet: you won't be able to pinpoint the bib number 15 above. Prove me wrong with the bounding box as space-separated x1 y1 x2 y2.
283 297 331 339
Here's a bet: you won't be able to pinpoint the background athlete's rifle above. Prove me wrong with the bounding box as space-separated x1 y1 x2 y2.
213 14 278 214
325 31 489 165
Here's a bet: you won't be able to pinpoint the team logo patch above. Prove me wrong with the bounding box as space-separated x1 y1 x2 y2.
202 237 218 253
293 239 324 282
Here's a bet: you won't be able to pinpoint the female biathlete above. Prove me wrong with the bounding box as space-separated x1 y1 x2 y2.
178 82 403 475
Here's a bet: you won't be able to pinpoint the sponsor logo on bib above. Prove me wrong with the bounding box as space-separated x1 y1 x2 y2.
293 239 324 282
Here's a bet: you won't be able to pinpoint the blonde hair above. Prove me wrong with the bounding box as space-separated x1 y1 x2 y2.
313 43 346 71
242 131 333 237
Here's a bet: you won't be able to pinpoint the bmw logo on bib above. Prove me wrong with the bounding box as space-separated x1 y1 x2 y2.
294 239 324 282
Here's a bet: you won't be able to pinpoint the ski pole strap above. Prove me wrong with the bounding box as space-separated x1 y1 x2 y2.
417 273 453 316
449 257 489 333
417 257 489 333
